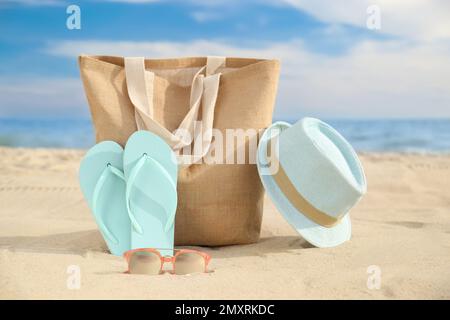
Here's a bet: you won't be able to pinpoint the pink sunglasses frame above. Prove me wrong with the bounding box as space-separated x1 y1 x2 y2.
123 248 211 274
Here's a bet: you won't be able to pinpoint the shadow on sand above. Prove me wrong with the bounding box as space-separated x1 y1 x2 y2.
0 230 312 258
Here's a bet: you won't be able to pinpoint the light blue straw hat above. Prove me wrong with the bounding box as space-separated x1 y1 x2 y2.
257 118 367 248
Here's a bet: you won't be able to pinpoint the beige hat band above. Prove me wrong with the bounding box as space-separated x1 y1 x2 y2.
269 154 345 228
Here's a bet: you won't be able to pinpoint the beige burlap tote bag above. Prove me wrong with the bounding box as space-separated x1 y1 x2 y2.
79 55 280 246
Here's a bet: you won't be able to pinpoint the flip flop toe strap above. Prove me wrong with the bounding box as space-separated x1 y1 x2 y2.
92 163 125 245
126 154 177 234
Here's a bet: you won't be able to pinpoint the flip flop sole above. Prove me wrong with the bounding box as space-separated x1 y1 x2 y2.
79 141 131 256
123 131 178 256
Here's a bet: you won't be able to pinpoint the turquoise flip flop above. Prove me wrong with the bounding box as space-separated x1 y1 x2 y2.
79 141 131 256
123 131 178 257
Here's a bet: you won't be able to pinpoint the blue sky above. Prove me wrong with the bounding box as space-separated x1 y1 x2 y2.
1 0 449 119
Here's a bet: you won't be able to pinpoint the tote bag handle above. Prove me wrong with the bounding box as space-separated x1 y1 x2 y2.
124 56 224 164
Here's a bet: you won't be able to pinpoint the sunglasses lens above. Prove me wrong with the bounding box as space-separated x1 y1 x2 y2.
174 252 206 275
128 251 161 275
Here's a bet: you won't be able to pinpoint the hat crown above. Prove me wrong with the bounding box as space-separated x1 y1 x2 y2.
277 118 366 218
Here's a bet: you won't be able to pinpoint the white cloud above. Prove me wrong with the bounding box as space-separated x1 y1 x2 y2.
281 0 450 41
0 77 87 117
38 38 450 119
102 0 450 41
3 38 450 119
190 10 223 23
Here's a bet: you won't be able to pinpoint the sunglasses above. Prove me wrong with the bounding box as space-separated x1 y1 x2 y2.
124 248 211 275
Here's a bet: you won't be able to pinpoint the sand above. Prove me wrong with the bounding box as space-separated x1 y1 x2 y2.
0 147 449 299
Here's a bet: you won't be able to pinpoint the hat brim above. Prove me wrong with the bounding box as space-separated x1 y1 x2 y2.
257 121 351 248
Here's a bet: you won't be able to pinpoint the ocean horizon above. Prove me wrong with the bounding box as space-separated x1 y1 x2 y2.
1 117 450 154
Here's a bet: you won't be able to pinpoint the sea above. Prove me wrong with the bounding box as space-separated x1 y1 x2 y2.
0 117 449 154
